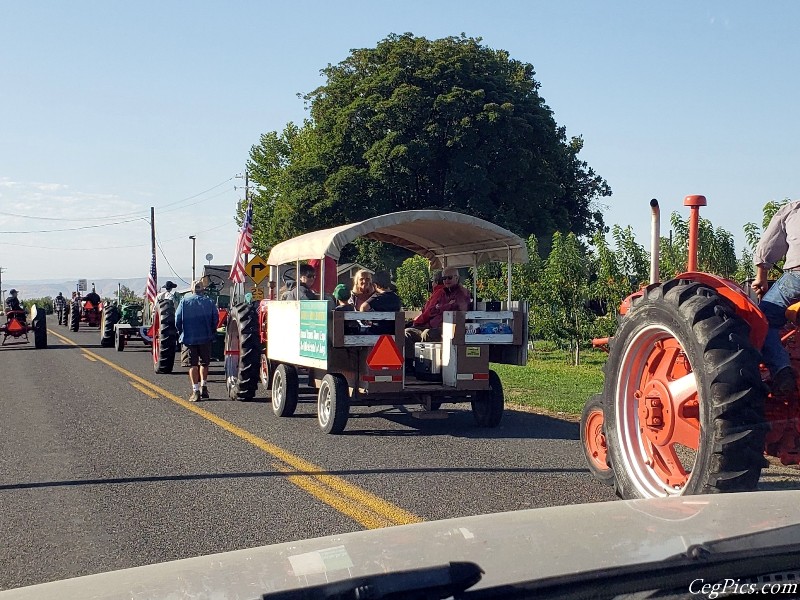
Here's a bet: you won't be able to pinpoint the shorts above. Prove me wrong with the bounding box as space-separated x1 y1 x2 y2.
186 342 212 367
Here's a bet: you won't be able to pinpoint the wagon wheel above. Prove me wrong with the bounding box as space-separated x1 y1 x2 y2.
580 394 614 486
604 279 766 499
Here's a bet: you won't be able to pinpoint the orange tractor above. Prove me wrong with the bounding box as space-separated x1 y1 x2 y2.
582 195 799 499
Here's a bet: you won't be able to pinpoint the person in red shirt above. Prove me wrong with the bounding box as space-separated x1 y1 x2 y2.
404 267 470 370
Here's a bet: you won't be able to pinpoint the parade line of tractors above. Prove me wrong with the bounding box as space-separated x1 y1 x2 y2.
6 199 800 501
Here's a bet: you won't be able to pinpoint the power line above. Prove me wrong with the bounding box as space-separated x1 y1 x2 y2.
0 217 146 234
0 176 236 222
155 236 191 286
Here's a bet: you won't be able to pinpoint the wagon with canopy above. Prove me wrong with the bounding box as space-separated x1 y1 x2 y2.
223 210 529 434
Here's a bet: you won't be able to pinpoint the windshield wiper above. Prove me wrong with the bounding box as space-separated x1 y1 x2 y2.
461 526 800 600
261 561 483 600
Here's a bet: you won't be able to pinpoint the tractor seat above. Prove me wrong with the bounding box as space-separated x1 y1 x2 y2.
786 301 800 325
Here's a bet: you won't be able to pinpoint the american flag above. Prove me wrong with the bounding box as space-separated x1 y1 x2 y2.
145 252 158 304
229 198 254 283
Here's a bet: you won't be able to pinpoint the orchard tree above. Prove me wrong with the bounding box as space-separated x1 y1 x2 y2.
743 199 791 279
247 33 610 261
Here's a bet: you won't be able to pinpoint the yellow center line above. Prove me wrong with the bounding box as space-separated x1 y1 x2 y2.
130 381 160 399
47 328 422 528
81 353 97 362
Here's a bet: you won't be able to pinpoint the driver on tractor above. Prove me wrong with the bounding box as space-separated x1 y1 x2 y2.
5 289 25 324
752 199 800 397
82 286 101 307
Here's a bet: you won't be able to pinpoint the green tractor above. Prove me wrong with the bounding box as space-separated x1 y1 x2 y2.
100 301 144 350
100 294 180 374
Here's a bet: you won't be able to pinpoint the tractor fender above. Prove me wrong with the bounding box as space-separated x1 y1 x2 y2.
674 272 767 350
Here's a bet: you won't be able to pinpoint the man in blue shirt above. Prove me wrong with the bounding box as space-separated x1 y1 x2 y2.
176 279 219 402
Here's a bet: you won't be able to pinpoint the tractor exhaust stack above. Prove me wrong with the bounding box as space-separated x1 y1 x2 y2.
683 195 707 272
650 199 660 284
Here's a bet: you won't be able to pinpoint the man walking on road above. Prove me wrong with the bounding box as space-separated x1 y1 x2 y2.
54 292 67 325
176 279 219 402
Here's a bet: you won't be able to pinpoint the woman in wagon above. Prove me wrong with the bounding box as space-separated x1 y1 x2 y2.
349 269 375 309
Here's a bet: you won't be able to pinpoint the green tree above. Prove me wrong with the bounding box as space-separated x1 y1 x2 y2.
247 33 610 252
534 232 592 365
661 212 738 278
395 255 431 309
119 285 144 305
22 297 53 314
743 199 791 279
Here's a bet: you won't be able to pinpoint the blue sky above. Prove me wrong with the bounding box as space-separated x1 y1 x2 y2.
1 1 798 283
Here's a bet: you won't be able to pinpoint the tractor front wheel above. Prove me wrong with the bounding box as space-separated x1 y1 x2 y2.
604 279 766 499
580 394 614 486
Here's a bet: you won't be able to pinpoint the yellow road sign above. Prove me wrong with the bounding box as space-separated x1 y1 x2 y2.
251 287 264 301
245 255 269 284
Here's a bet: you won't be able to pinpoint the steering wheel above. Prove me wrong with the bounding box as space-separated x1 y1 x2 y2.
281 267 296 288
206 274 226 292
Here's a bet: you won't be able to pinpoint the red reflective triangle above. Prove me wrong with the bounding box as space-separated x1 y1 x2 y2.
366 335 403 370
7 319 24 333
84 302 95 310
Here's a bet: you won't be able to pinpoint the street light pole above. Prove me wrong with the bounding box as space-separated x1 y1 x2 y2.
189 236 196 281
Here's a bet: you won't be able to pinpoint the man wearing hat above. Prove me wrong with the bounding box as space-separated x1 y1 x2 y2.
175 279 219 402
5 289 24 322
156 280 179 302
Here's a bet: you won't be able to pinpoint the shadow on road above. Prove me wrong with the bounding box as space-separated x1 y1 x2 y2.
0 464 592 492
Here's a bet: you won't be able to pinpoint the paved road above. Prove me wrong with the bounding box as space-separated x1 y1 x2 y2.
0 321 631 589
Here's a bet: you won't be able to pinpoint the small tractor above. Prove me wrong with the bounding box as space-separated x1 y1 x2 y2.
582 195 796 499
68 297 102 331
99 301 147 351
1 306 47 348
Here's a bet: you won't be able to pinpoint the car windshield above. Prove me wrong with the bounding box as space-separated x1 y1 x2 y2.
3 3 800 599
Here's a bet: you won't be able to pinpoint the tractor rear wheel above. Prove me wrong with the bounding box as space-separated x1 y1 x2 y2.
471 370 504 427
100 305 119 347
153 299 177 374
580 394 614 486
604 278 766 499
225 302 260 401
32 305 47 349
69 300 80 331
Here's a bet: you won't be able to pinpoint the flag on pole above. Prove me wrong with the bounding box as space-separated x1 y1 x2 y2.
230 198 254 283
145 252 158 304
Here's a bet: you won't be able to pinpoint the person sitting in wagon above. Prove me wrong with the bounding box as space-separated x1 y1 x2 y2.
359 271 401 334
349 269 375 309
282 264 319 300
404 266 470 367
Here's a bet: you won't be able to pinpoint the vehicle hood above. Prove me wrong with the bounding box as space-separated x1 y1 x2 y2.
4 490 800 599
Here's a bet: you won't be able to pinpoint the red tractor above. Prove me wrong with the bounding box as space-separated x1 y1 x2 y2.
68 297 102 331
1 306 47 349
582 195 797 499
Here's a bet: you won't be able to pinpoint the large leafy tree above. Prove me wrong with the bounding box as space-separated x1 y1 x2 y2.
247 33 610 258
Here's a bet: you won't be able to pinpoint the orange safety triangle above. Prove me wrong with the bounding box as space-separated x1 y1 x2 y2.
85 302 94 310
7 319 24 333
366 335 404 370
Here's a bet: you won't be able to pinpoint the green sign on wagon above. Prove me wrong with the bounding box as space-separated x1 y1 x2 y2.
299 300 328 360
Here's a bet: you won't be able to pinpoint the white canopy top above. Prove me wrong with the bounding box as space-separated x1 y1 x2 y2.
266 210 529 268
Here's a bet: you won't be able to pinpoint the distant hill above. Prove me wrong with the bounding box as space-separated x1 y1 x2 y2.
3 277 190 301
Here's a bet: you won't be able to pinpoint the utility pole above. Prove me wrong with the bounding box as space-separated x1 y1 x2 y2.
0 266 5 303
189 235 196 281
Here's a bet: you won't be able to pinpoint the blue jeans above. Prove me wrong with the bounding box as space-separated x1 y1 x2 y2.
759 272 800 375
